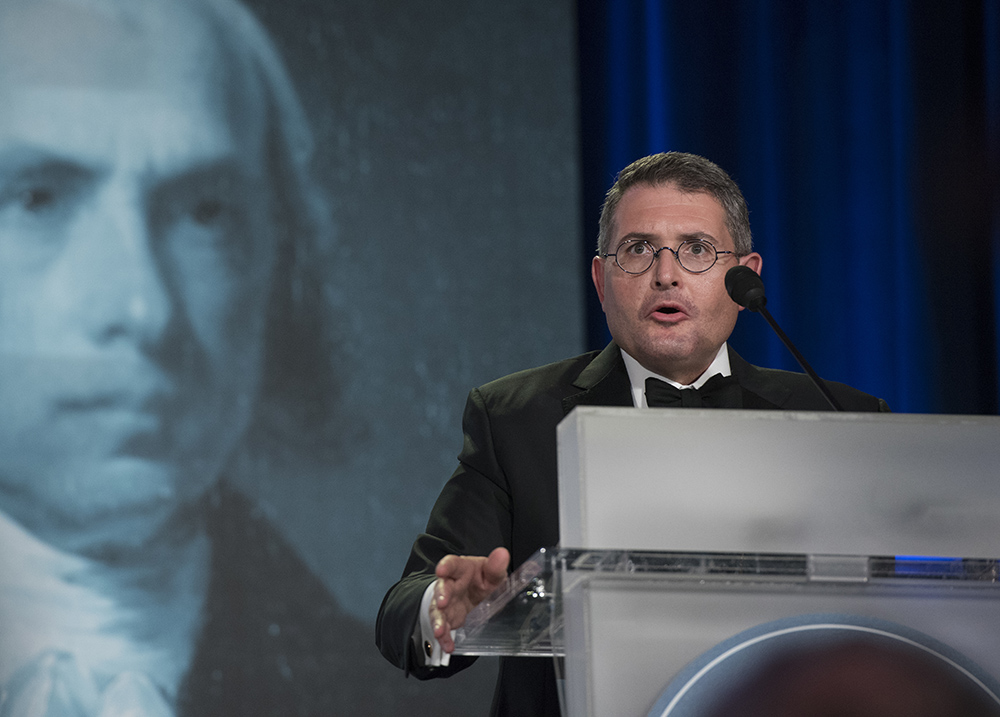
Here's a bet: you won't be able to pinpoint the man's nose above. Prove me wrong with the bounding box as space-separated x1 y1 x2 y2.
651 246 682 286
63 187 173 347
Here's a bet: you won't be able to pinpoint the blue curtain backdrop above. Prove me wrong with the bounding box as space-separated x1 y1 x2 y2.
577 0 1000 414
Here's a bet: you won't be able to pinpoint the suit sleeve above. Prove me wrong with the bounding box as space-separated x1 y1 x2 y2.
375 387 513 679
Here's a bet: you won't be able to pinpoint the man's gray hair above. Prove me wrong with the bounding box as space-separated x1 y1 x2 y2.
597 152 753 257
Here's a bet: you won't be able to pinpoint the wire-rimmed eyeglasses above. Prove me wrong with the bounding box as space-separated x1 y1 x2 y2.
601 238 737 275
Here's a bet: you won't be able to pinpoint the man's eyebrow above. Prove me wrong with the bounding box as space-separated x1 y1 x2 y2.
616 230 719 245
617 232 657 244
677 231 719 244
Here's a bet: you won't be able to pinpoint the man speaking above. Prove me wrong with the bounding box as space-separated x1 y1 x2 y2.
376 151 889 716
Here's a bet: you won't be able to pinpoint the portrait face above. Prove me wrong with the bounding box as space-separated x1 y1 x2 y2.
592 182 762 384
0 0 277 555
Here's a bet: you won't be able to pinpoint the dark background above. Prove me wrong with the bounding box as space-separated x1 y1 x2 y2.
578 0 999 416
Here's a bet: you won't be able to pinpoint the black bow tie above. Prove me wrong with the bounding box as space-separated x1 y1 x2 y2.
645 374 743 409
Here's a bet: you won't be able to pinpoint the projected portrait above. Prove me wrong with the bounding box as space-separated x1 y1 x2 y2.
0 0 384 714
0 0 582 714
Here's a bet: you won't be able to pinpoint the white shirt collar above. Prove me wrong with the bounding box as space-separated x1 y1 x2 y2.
621 343 732 408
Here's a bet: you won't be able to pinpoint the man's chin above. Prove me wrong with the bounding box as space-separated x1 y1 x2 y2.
629 338 701 377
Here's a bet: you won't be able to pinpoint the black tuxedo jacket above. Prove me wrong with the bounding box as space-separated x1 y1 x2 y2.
375 344 889 716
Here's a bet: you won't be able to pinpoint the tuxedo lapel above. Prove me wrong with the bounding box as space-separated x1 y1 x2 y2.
561 343 632 415
560 344 816 414
563 344 790 414
728 346 790 409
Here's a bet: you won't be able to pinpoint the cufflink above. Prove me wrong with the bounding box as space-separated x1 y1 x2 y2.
424 640 432 658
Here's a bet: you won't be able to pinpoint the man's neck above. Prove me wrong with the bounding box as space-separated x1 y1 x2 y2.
621 344 731 407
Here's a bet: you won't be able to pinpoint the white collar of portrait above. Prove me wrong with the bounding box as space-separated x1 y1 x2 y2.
0 508 211 706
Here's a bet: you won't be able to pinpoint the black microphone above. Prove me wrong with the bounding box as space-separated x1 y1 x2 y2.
725 264 767 312
725 266 844 412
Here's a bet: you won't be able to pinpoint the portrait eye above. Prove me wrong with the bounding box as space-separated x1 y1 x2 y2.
687 241 711 256
0 164 91 224
18 187 57 212
191 198 225 225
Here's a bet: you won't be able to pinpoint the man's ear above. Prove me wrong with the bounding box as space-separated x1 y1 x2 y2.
740 252 762 275
591 255 606 304
732 253 763 312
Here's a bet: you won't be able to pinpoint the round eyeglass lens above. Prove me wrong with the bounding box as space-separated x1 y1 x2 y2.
677 240 717 272
616 241 655 273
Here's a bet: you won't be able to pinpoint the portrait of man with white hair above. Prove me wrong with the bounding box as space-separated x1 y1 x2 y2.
0 0 390 714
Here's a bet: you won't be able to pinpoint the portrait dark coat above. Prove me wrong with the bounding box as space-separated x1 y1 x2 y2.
180 485 409 717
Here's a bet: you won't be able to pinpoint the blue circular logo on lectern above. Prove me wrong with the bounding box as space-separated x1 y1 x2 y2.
648 614 1000 717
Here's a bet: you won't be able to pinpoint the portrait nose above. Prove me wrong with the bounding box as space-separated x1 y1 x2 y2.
68 188 173 347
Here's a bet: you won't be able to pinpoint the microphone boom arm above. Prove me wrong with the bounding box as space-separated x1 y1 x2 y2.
725 265 844 412
754 305 844 412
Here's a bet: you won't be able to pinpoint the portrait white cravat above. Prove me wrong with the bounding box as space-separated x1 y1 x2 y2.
0 512 209 716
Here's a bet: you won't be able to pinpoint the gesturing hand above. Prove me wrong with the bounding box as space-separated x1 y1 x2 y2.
429 547 510 653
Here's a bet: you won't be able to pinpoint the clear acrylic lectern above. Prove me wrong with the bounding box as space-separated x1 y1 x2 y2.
453 408 1000 717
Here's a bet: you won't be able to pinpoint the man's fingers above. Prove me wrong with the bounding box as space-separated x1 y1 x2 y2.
432 576 448 609
430 550 512 655
438 631 455 653
431 575 468 630
433 550 511 621
430 578 447 620
468 548 510 602
430 578 458 653
483 547 510 585
435 553 465 580
431 611 448 639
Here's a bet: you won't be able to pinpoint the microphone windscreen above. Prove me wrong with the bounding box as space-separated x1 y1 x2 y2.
725 265 767 311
